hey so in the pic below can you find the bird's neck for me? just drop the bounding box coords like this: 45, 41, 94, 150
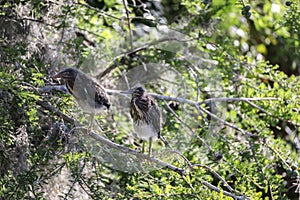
132, 96, 151, 110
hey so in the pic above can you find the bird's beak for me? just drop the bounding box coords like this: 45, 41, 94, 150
120, 88, 134, 94
52, 73, 62, 79
52, 71, 69, 79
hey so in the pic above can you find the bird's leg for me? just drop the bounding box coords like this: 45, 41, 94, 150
142, 141, 145, 153
88, 113, 95, 132
148, 137, 152, 156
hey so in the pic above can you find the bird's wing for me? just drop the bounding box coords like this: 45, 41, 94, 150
148, 98, 162, 133
71, 73, 110, 111
71, 73, 90, 103
94, 83, 110, 109
148, 98, 169, 146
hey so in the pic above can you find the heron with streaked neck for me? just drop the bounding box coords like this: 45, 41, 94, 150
121, 86, 168, 155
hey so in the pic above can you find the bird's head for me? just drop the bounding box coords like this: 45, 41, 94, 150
52, 68, 78, 82
121, 86, 146, 98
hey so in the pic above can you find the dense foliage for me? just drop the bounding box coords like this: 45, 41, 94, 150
0, 0, 299, 199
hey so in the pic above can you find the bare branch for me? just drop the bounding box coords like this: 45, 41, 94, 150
39, 85, 69, 94
244, 99, 300, 127
196, 104, 259, 138
37, 100, 74, 123
193, 164, 235, 193
149, 92, 260, 137
202, 180, 249, 200
76, 2, 121, 21
85, 128, 186, 176
202, 97, 278, 104
21, 17, 105, 40
263, 140, 292, 171
96, 37, 195, 79
63, 161, 87, 199
122, 0, 133, 50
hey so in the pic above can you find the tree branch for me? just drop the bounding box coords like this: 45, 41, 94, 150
122, 0, 133, 50
202, 180, 249, 200
96, 37, 194, 79
37, 100, 74, 123
76, 2, 121, 21
193, 164, 235, 193
244, 99, 300, 127
86, 128, 185, 176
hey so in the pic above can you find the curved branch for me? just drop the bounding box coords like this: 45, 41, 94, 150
193, 164, 235, 193
96, 37, 195, 79
202, 180, 249, 200
82, 128, 186, 176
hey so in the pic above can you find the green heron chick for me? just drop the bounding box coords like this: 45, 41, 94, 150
121, 87, 168, 155
52, 68, 110, 128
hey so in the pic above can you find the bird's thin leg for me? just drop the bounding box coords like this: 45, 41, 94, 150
95, 119, 104, 132
142, 141, 145, 153
148, 137, 152, 156
88, 113, 95, 131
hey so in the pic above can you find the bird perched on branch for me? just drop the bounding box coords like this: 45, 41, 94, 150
121, 86, 168, 155
52, 67, 110, 128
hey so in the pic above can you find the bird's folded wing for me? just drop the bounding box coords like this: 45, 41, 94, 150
148, 101, 162, 133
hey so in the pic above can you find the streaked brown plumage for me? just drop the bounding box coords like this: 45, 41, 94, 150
122, 87, 168, 155
52, 68, 110, 127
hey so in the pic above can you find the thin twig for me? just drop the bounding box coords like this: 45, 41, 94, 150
244, 99, 300, 127
37, 100, 74, 123
96, 37, 195, 79
78, 175, 95, 198
193, 164, 235, 193
35, 163, 65, 184
201, 97, 278, 104
21, 17, 105, 40
263, 140, 292, 171
164, 149, 193, 168
223, 159, 266, 190
122, 0, 133, 50
197, 105, 259, 138
248, 139, 274, 200
182, 175, 196, 192
76, 2, 121, 21
162, 99, 213, 152
202, 180, 248, 200
63, 161, 87, 200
